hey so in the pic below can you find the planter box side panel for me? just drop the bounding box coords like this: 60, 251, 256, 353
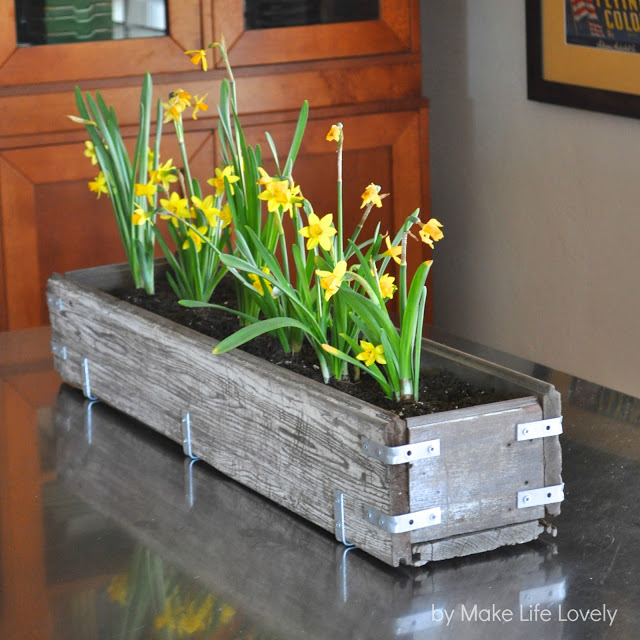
406, 398, 547, 545
47, 273, 413, 566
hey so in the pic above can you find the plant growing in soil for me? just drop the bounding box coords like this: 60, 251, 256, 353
70, 39, 444, 404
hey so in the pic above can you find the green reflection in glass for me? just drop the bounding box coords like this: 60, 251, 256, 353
245, 0, 379, 30
14, 0, 168, 46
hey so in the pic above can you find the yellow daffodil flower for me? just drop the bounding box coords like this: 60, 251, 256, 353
88, 171, 108, 198
207, 165, 241, 197
326, 124, 341, 142
381, 235, 402, 264
218, 203, 232, 228
147, 148, 155, 172
172, 88, 192, 105
379, 273, 396, 300
361, 183, 382, 209
249, 267, 274, 297
159, 192, 189, 226
134, 181, 157, 206
256, 166, 273, 185
419, 218, 444, 248
192, 94, 209, 119
191, 195, 220, 226
150, 158, 178, 191
258, 179, 291, 214
132, 203, 154, 226
83, 140, 97, 165
185, 48, 208, 71
315, 260, 347, 301
356, 340, 386, 367
161, 95, 187, 124
182, 225, 208, 252
299, 213, 337, 252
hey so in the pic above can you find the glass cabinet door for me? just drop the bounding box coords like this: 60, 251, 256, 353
2, 0, 200, 85
214, 0, 417, 68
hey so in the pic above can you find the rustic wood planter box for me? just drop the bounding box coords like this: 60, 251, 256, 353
47, 262, 563, 568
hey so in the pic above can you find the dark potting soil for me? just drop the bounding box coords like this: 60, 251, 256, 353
115, 277, 515, 418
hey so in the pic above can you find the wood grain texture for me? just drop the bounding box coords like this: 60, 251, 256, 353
214, 0, 419, 67
48, 271, 411, 566
411, 521, 545, 565
406, 398, 545, 543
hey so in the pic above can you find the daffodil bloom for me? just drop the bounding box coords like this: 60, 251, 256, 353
88, 171, 108, 198
83, 140, 98, 165
299, 213, 337, 251
381, 235, 402, 264
132, 203, 153, 226
134, 181, 157, 206
326, 124, 341, 142
218, 203, 232, 228
150, 158, 178, 191
192, 94, 209, 119
191, 195, 220, 226
161, 95, 187, 124
256, 166, 273, 185
258, 179, 291, 214
207, 165, 241, 197
159, 192, 189, 226
248, 267, 274, 297
182, 225, 208, 252
379, 273, 396, 300
185, 48, 208, 70
361, 183, 382, 209
172, 88, 192, 105
356, 340, 386, 367
419, 218, 444, 248
315, 260, 347, 301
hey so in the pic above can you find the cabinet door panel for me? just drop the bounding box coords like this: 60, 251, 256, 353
0, 130, 214, 329
0, 0, 202, 86
213, 0, 418, 66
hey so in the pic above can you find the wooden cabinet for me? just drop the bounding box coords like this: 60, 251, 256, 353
0, 0, 429, 329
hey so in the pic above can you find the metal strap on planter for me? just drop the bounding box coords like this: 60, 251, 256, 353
51, 343, 67, 360
361, 437, 440, 465
81, 357, 98, 401
333, 490, 354, 546
516, 416, 563, 441
365, 505, 442, 534
517, 484, 565, 508
181, 411, 199, 460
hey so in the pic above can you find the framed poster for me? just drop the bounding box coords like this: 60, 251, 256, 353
526, 0, 640, 118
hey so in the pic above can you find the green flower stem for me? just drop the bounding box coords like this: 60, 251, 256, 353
336, 125, 344, 261
174, 118, 193, 201
399, 232, 408, 321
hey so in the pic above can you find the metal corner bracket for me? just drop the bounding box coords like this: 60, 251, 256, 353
518, 484, 565, 508
365, 505, 442, 534
516, 416, 563, 441
360, 437, 440, 465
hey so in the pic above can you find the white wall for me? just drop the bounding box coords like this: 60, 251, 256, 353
420, 0, 640, 397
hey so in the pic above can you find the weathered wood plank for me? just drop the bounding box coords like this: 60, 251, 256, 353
411, 520, 544, 565
406, 398, 546, 544
48, 272, 411, 566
